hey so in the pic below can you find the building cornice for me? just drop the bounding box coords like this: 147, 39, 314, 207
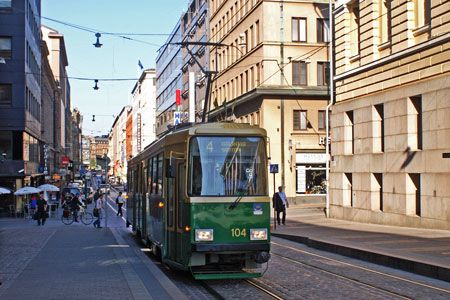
208, 86, 329, 118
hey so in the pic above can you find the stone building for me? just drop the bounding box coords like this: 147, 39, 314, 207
330, 0, 450, 229
131, 69, 157, 156
208, 0, 330, 201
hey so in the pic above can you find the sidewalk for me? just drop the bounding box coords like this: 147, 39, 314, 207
271, 206, 450, 282
0, 210, 188, 299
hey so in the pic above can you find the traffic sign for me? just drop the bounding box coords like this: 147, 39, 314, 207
270, 164, 279, 174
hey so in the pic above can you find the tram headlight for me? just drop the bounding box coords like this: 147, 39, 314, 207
195, 229, 214, 242
250, 228, 268, 241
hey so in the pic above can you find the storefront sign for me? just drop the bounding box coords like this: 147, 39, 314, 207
296, 153, 327, 164
62, 156, 69, 165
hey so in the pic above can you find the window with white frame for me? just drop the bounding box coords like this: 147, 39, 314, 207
292, 17, 307, 42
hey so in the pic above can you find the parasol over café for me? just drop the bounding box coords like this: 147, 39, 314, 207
14, 186, 41, 195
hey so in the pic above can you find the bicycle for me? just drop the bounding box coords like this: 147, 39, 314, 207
61, 206, 94, 225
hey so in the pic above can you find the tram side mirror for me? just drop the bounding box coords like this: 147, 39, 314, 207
165, 158, 177, 178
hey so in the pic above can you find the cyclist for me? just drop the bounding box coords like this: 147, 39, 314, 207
62, 192, 72, 209
70, 193, 84, 222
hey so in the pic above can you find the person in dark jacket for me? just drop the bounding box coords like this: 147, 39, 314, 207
70, 193, 84, 222
35, 192, 47, 226
272, 186, 289, 225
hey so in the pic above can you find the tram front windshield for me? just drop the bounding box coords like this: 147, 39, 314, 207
188, 136, 267, 196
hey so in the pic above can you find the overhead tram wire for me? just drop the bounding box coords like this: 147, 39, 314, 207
0, 4, 174, 48
25, 72, 138, 82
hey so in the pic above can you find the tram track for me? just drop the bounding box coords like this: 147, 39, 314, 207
272, 252, 411, 300
244, 279, 289, 300
271, 240, 450, 299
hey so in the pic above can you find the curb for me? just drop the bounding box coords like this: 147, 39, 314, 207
271, 232, 450, 283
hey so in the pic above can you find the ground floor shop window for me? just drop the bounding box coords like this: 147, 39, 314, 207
296, 164, 326, 194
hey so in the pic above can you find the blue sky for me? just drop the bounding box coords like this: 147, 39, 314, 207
41, 0, 187, 135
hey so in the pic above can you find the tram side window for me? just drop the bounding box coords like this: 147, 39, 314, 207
133, 169, 138, 194
152, 155, 158, 194
157, 154, 163, 195
148, 158, 154, 194
143, 167, 148, 194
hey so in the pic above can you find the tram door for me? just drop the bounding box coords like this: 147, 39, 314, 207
175, 163, 185, 262
165, 162, 185, 264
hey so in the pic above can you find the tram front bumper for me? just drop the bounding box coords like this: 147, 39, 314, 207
192, 242, 270, 252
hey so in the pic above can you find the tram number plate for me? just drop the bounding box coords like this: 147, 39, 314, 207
231, 228, 246, 238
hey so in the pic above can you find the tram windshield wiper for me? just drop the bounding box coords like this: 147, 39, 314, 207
228, 180, 251, 210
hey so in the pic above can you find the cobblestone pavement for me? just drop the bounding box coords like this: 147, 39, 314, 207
250, 237, 450, 300
0, 223, 57, 295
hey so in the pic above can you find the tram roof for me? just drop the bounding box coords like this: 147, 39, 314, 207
130, 122, 267, 164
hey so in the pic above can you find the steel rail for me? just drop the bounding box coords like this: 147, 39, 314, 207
244, 279, 289, 300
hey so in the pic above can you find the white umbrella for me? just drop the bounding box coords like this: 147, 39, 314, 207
0, 187, 12, 195
38, 184, 60, 192
14, 186, 41, 195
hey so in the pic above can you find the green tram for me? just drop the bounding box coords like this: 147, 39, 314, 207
126, 122, 271, 279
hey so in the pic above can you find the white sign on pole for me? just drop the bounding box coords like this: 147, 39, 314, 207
174, 112, 181, 125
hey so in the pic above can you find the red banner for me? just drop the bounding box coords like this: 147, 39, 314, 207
176, 89, 181, 105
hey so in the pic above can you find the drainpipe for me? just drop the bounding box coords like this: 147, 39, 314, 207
325, 0, 334, 218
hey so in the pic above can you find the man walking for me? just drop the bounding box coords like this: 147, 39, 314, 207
116, 192, 125, 217
93, 193, 104, 228
35, 192, 47, 226
273, 186, 289, 225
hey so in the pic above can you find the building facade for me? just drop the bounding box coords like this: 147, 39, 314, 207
90, 136, 109, 162
131, 69, 157, 156
109, 106, 129, 184
71, 108, 82, 178
155, 20, 182, 137
0, 0, 43, 212
330, 0, 450, 229
208, 0, 330, 201
41, 25, 71, 183
180, 0, 209, 122
40, 40, 62, 182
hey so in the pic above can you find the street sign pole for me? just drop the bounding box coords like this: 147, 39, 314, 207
270, 164, 279, 231
273, 172, 276, 231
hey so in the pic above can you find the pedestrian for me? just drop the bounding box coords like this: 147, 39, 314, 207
77, 192, 85, 207
272, 186, 289, 225
35, 192, 47, 226
93, 193, 104, 228
71, 193, 84, 222
116, 192, 125, 217
93, 189, 100, 201
30, 195, 37, 218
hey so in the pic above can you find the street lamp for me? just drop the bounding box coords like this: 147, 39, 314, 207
93, 33, 103, 48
